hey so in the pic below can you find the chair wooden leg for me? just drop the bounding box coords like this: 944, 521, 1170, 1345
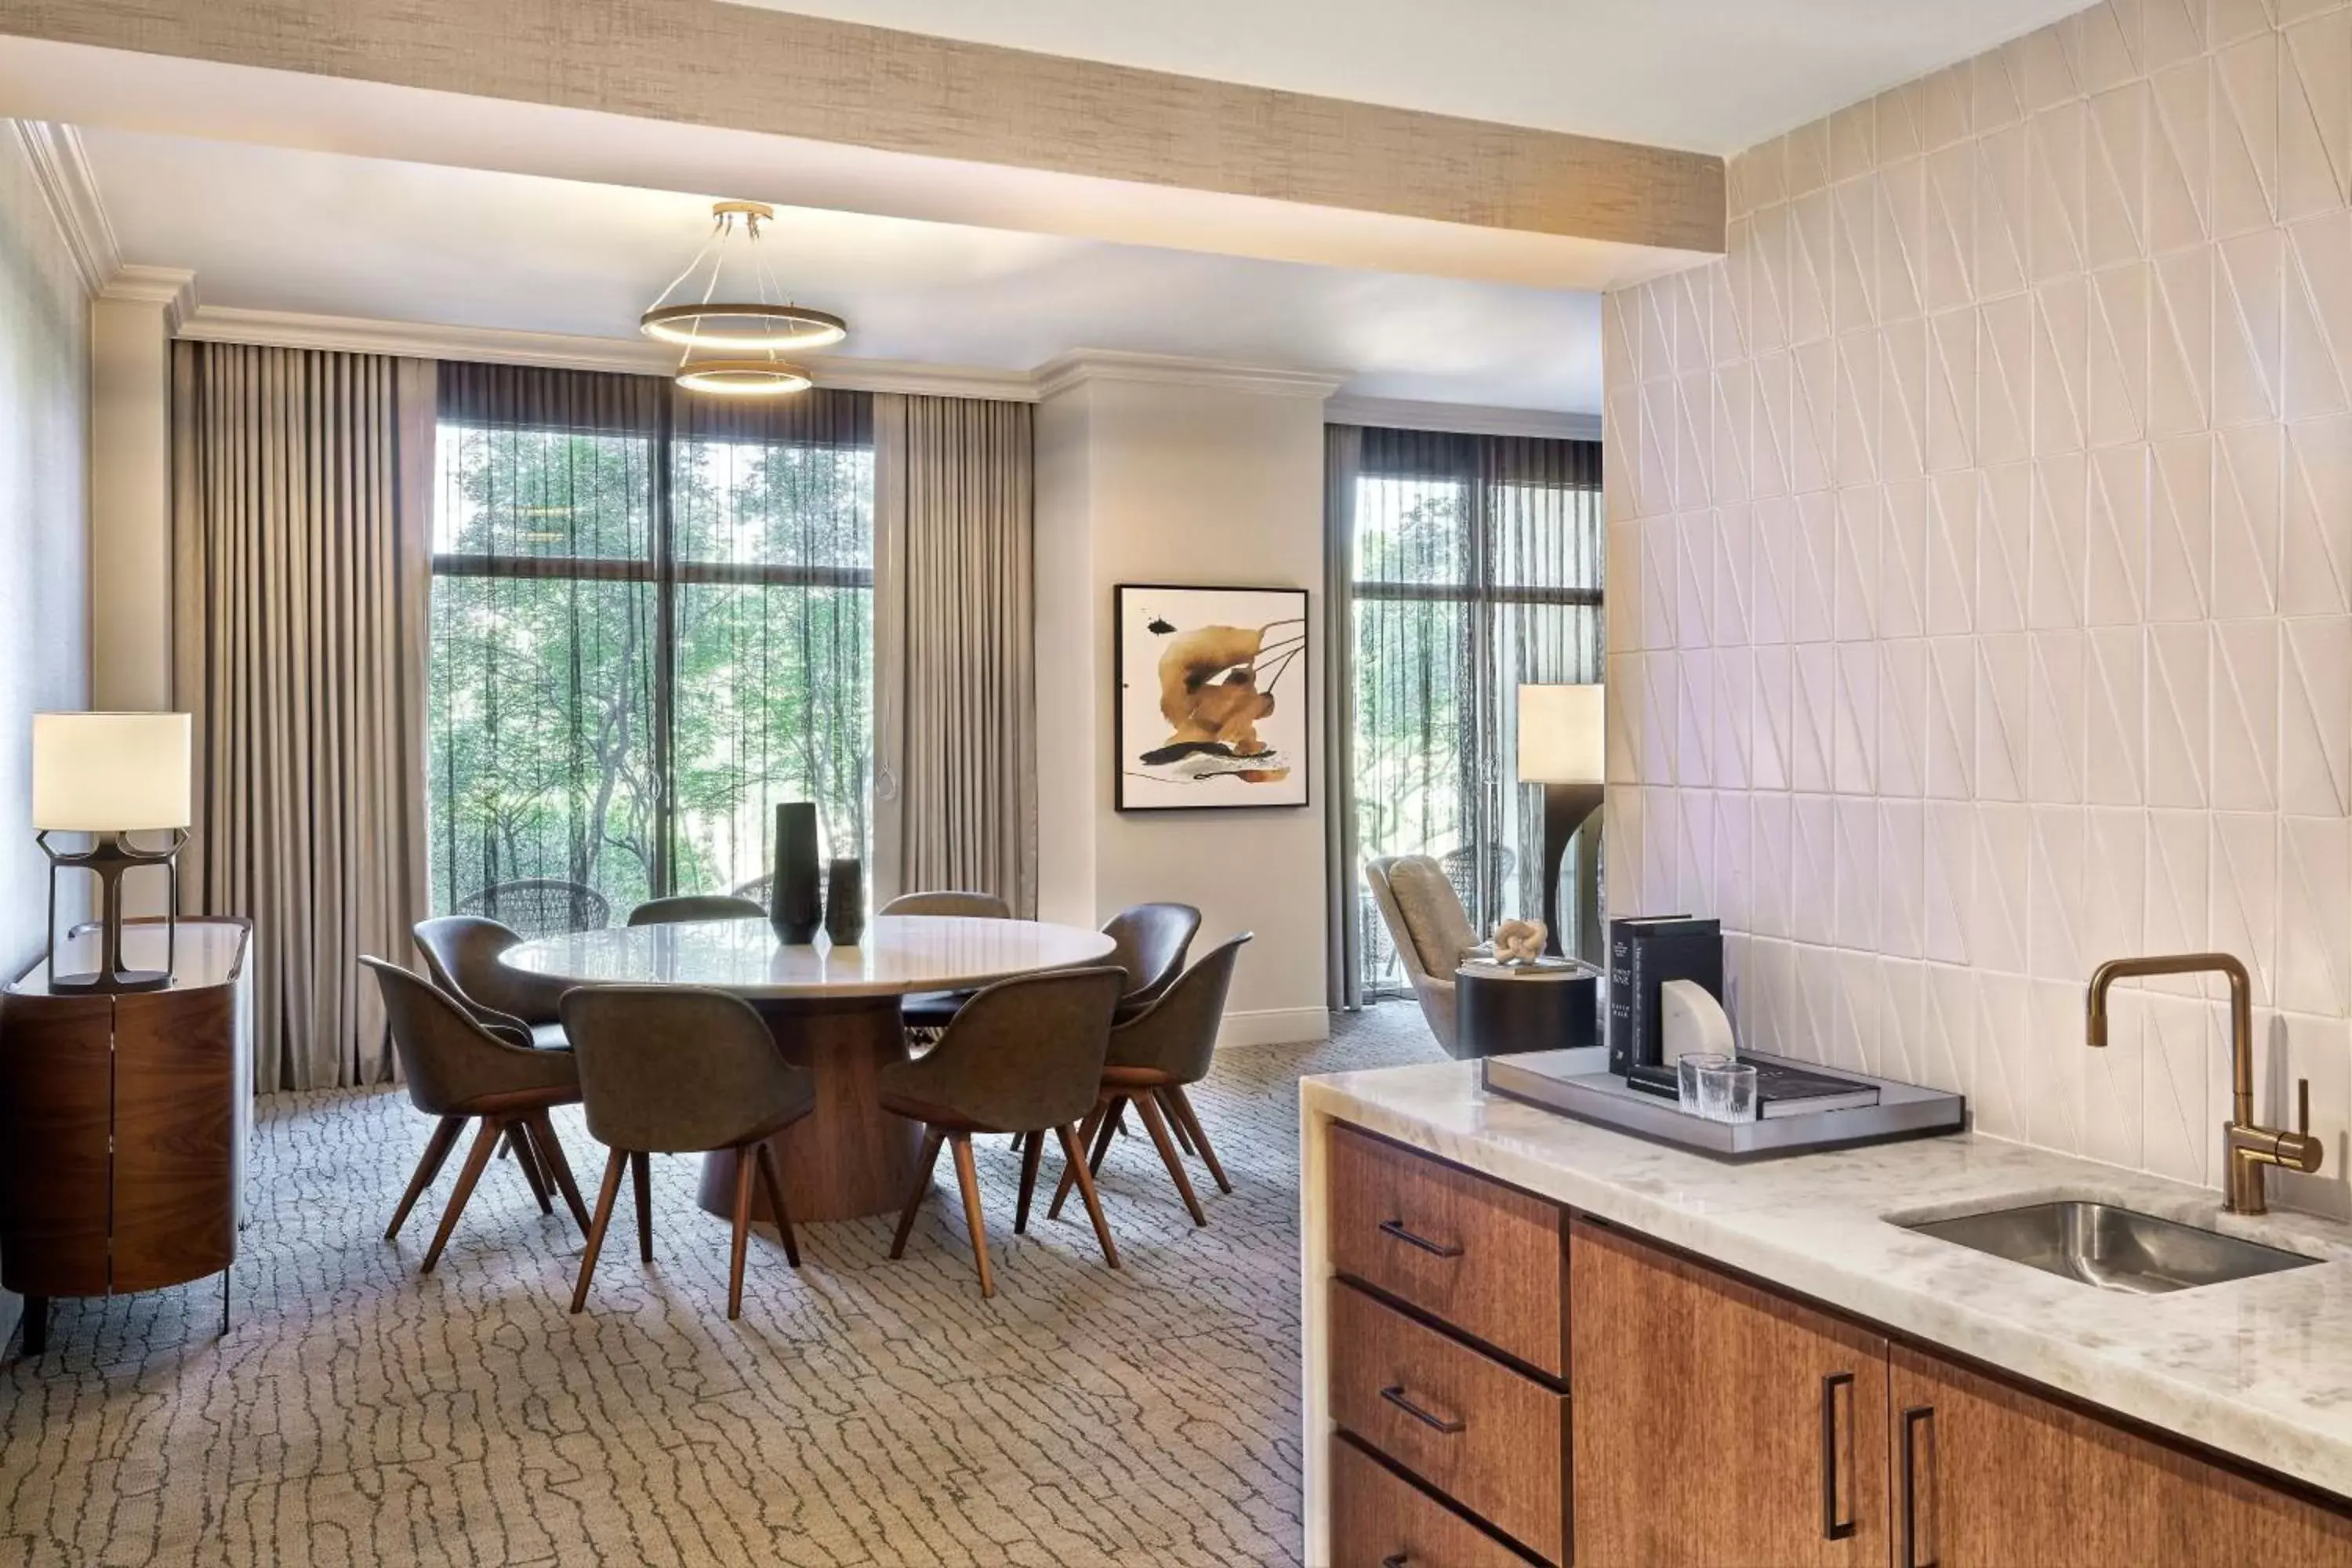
948, 1133, 995, 1299
727, 1148, 755, 1320
753, 1142, 799, 1268
1047, 1098, 1109, 1221
420, 1117, 503, 1274
525, 1112, 593, 1232
570, 1149, 627, 1315
890, 1129, 946, 1259
506, 1123, 554, 1214
1165, 1085, 1232, 1194
386, 1115, 464, 1242
1159, 1089, 1198, 1156
1134, 1091, 1208, 1228
1013, 1127, 1046, 1234
1054, 1123, 1121, 1272
630, 1150, 654, 1265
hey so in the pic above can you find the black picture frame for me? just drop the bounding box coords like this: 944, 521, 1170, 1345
1114, 582, 1311, 812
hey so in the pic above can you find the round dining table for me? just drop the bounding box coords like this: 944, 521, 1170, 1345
502, 915, 1116, 1221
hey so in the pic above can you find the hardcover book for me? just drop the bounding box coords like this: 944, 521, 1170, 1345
1607, 915, 1721, 1076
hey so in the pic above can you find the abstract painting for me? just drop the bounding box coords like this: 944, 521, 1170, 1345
1116, 583, 1309, 811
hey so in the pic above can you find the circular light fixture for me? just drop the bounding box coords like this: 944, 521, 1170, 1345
643, 200, 846, 396
674, 360, 815, 396
640, 303, 846, 353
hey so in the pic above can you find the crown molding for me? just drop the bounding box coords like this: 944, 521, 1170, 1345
172, 306, 1046, 399
100, 265, 199, 333
1032, 349, 1347, 402
1324, 394, 1601, 441
11, 119, 118, 297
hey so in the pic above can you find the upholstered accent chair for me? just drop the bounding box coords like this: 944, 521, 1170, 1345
878, 966, 1127, 1298
558, 985, 817, 1320
1364, 855, 1482, 1054
1048, 933, 1251, 1229
362, 957, 592, 1274
626, 894, 768, 926
1100, 902, 1203, 1019
412, 915, 573, 1051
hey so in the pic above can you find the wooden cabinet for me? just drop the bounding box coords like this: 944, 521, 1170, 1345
1328, 1123, 1566, 1377
1316, 1127, 2352, 1566
1570, 1217, 1889, 1567
0, 919, 252, 1354
1888, 1342, 2352, 1566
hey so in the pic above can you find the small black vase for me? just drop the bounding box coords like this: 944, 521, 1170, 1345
770, 802, 822, 943
824, 858, 865, 946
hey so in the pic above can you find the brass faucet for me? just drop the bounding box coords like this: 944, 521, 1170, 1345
2085, 953, 2322, 1214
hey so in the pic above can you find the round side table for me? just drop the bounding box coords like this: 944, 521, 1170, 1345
1453, 960, 1601, 1061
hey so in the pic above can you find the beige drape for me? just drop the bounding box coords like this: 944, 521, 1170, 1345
172, 342, 434, 1091
873, 394, 1037, 914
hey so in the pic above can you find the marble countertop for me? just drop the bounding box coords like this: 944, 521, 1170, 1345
503, 915, 1115, 998
1303, 1058, 2352, 1500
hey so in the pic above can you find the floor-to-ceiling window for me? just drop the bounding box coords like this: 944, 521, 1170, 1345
426, 363, 873, 930
1348, 426, 1603, 994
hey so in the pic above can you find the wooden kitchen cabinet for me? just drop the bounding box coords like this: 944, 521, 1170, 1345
1569, 1217, 1889, 1568
1887, 1342, 2352, 1566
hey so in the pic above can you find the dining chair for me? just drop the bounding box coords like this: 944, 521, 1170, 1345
557, 985, 817, 1320
890, 890, 1014, 1034
413, 915, 573, 1051
361, 957, 593, 1274
1006, 902, 1202, 1159
1048, 933, 1252, 1229
627, 894, 768, 926
880, 891, 1012, 919
878, 966, 1127, 1298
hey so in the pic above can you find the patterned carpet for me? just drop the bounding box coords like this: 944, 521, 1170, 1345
0, 1004, 1441, 1567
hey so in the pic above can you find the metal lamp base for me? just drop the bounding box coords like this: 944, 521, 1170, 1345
38, 829, 187, 995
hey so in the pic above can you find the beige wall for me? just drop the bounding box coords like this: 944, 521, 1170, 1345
0, 121, 93, 1332
1605, 0, 2352, 1213
1035, 368, 1332, 1044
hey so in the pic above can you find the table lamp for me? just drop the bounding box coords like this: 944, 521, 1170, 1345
1518, 684, 1604, 964
31, 712, 193, 993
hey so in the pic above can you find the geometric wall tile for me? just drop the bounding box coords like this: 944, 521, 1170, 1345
1792, 642, 1838, 793
2281, 614, 2352, 815
2027, 628, 2086, 804
2212, 32, 2281, 241
2278, 815, 2351, 1016
2147, 621, 2212, 808
2084, 625, 2147, 805
2216, 227, 2287, 426
2283, 412, 2352, 615
2209, 809, 2279, 1004
1835, 486, 1882, 639
2085, 444, 2150, 625
1878, 637, 1928, 797
2029, 452, 2089, 628
2284, 211, 2352, 419
2150, 244, 2214, 437
1976, 122, 2033, 301
2213, 423, 2282, 617
1715, 499, 1755, 646
1926, 471, 1980, 634
1835, 641, 1880, 793
2209, 617, 2280, 811
1979, 461, 2033, 632
1791, 793, 1837, 946
2033, 274, 2091, 455
1976, 630, 2031, 801
2087, 261, 2150, 447
2028, 100, 2089, 283
1881, 478, 1929, 638
2280, 13, 2352, 223
2148, 432, 2213, 621
1980, 292, 2036, 465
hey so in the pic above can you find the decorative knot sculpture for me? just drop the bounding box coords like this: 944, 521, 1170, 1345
1491, 918, 1548, 965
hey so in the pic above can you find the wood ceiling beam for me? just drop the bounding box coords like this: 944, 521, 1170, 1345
0, 0, 1724, 256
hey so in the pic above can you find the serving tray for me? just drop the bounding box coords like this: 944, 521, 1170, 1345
1480, 1048, 1967, 1160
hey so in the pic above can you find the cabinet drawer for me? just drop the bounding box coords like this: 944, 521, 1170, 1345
1330, 1436, 1533, 1568
1329, 1279, 1569, 1566
1328, 1123, 1566, 1377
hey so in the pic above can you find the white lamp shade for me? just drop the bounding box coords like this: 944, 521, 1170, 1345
1517, 684, 1604, 784
31, 712, 193, 832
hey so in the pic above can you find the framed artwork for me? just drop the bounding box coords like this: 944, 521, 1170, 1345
1115, 583, 1310, 811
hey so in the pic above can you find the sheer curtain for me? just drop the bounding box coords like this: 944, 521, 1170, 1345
1337, 425, 1604, 1000
172, 342, 435, 1090
427, 364, 873, 929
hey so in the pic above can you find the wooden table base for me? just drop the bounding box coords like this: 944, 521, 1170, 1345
696, 993, 924, 1223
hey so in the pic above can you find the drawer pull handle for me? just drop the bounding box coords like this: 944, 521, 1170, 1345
1379, 1385, 1465, 1434
1378, 1218, 1463, 1258
1819, 1371, 1855, 1541
1900, 1403, 1936, 1568
1381, 1556, 1408, 1568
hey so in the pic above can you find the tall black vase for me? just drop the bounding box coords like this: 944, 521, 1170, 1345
824, 858, 865, 946
770, 801, 822, 943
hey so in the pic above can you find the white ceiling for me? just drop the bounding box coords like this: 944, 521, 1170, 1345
82, 128, 1604, 411
725, 0, 2093, 153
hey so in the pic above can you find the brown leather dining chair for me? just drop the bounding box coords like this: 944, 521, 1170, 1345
627, 895, 768, 926
361, 956, 593, 1273
878, 966, 1127, 1298
1007, 902, 1203, 1159
413, 915, 573, 1051
558, 985, 817, 1320
1049, 933, 1252, 1229
889, 891, 1014, 1034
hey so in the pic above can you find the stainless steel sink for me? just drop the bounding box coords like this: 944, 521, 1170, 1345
1900, 1200, 2319, 1294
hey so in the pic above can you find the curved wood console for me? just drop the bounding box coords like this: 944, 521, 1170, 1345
0, 918, 252, 1356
